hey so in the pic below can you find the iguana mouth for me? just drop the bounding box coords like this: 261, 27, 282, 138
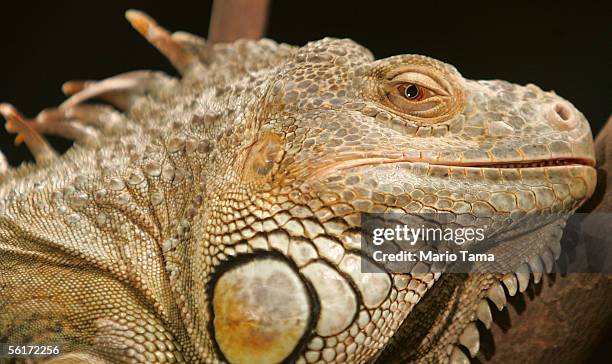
457, 157, 595, 168
315, 155, 595, 178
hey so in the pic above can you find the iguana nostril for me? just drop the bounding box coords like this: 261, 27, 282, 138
555, 104, 570, 121
546, 102, 579, 130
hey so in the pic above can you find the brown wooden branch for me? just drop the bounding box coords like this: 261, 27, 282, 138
208, 0, 270, 44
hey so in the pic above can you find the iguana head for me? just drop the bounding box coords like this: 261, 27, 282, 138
195, 37, 596, 363
0, 12, 597, 364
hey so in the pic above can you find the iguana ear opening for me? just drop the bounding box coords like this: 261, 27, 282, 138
242, 132, 285, 181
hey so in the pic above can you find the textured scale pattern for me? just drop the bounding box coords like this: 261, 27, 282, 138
0, 10, 597, 364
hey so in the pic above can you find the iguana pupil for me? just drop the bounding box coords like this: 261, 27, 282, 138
403, 84, 420, 99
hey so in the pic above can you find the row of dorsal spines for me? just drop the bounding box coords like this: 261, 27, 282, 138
0, 9, 283, 180
0, 10, 206, 178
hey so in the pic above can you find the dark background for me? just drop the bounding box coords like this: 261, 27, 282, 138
0, 1, 610, 165
0, 1, 610, 361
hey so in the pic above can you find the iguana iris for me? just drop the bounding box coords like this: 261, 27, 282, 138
0, 10, 596, 364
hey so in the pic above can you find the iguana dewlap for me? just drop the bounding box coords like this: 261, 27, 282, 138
0, 10, 596, 364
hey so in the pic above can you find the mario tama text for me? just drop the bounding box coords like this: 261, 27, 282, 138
371, 249, 494, 264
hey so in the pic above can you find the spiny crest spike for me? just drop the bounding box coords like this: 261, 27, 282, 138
125, 9, 198, 75
0, 149, 9, 176
0, 103, 58, 164
60, 71, 167, 110
62, 80, 90, 96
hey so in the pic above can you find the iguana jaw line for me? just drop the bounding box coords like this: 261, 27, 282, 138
314, 155, 595, 179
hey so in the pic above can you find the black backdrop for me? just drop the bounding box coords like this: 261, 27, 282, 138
0, 0, 610, 360
0, 1, 609, 165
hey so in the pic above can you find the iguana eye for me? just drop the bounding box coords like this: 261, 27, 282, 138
383, 77, 443, 118
380, 71, 448, 118
373, 65, 464, 124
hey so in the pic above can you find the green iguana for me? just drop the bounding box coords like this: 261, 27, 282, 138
0, 10, 597, 364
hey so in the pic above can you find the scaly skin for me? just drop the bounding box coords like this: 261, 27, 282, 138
0, 11, 597, 364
